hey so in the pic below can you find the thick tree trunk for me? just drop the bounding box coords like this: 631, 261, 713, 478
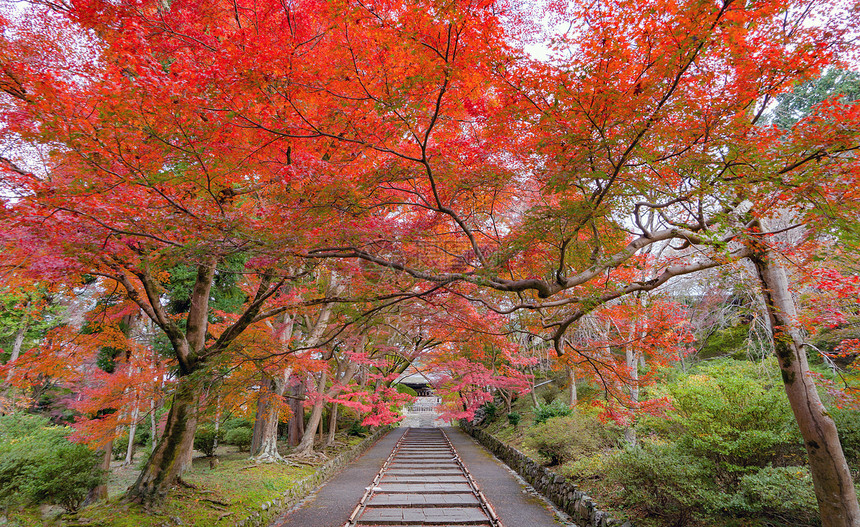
251, 375, 274, 455
253, 397, 283, 462
288, 380, 305, 447
295, 371, 328, 456
253, 368, 292, 462
125, 376, 199, 505
85, 439, 112, 504
751, 250, 860, 527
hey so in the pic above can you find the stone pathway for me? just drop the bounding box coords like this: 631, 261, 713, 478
270, 427, 565, 527
344, 428, 501, 526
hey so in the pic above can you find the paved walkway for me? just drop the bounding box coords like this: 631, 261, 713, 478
270, 426, 565, 527
347, 428, 494, 526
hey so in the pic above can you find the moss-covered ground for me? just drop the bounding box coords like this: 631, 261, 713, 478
2, 436, 365, 527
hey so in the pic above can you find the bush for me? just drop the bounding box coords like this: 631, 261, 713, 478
667, 358, 801, 480
533, 399, 573, 425
832, 407, 860, 466
607, 360, 820, 526
223, 427, 253, 452
132, 421, 150, 446
607, 441, 723, 526
221, 417, 253, 432
738, 466, 818, 524
0, 414, 105, 512
111, 424, 149, 460
112, 433, 130, 460
482, 401, 498, 423
524, 413, 601, 466
347, 421, 369, 437
194, 425, 222, 457
506, 412, 521, 426
538, 383, 561, 404
560, 452, 607, 481
22, 446, 105, 513
395, 384, 418, 397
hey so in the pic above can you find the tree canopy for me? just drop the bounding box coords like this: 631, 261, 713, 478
1, 0, 858, 522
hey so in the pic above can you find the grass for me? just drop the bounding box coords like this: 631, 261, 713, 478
2, 434, 369, 527
72, 453, 317, 527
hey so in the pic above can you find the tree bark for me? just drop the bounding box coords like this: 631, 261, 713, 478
567, 366, 577, 407
6, 310, 28, 375
751, 250, 860, 527
251, 375, 274, 455
212, 395, 221, 452
253, 367, 292, 462
4, 302, 30, 396
123, 259, 218, 505
288, 380, 305, 447
149, 393, 158, 453
125, 376, 199, 504
123, 388, 141, 466
326, 401, 339, 447
623, 323, 639, 447
295, 370, 328, 455
85, 439, 112, 504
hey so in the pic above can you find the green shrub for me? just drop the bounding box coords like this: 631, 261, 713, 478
506, 412, 521, 426
221, 417, 253, 432
667, 358, 801, 480
347, 421, 369, 437
538, 383, 561, 404
132, 421, 150, 446
479, 401, 498, 424
607, 441, 723, 526
832, 407, 860, 466
194, 425, 222, 457
223, 427, 253, 452
22, 446, 105, 513
0, 414, 105, 512
738, 465, 818, 524
607, 360, 819, 525
524, 413, 601, 466
112, 433, 130, 460
395, 384, 418, 397
698, 323, 749, 359
110, 424, 151, 459
533, 399, 572, 425
560, 452, 607, 481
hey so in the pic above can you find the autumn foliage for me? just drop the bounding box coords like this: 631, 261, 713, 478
0, 0, 859, 521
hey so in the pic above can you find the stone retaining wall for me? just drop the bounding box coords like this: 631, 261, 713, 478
237, 426, 392, 527
460, 421, 631, 527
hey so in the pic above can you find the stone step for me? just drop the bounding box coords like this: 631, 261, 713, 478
356, 506, 491, 525
375, 483, 474, 494
390, 456, 455, 459
381, 476, 470, 484
385, 469, 464, 476
366, 493, 481, 508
